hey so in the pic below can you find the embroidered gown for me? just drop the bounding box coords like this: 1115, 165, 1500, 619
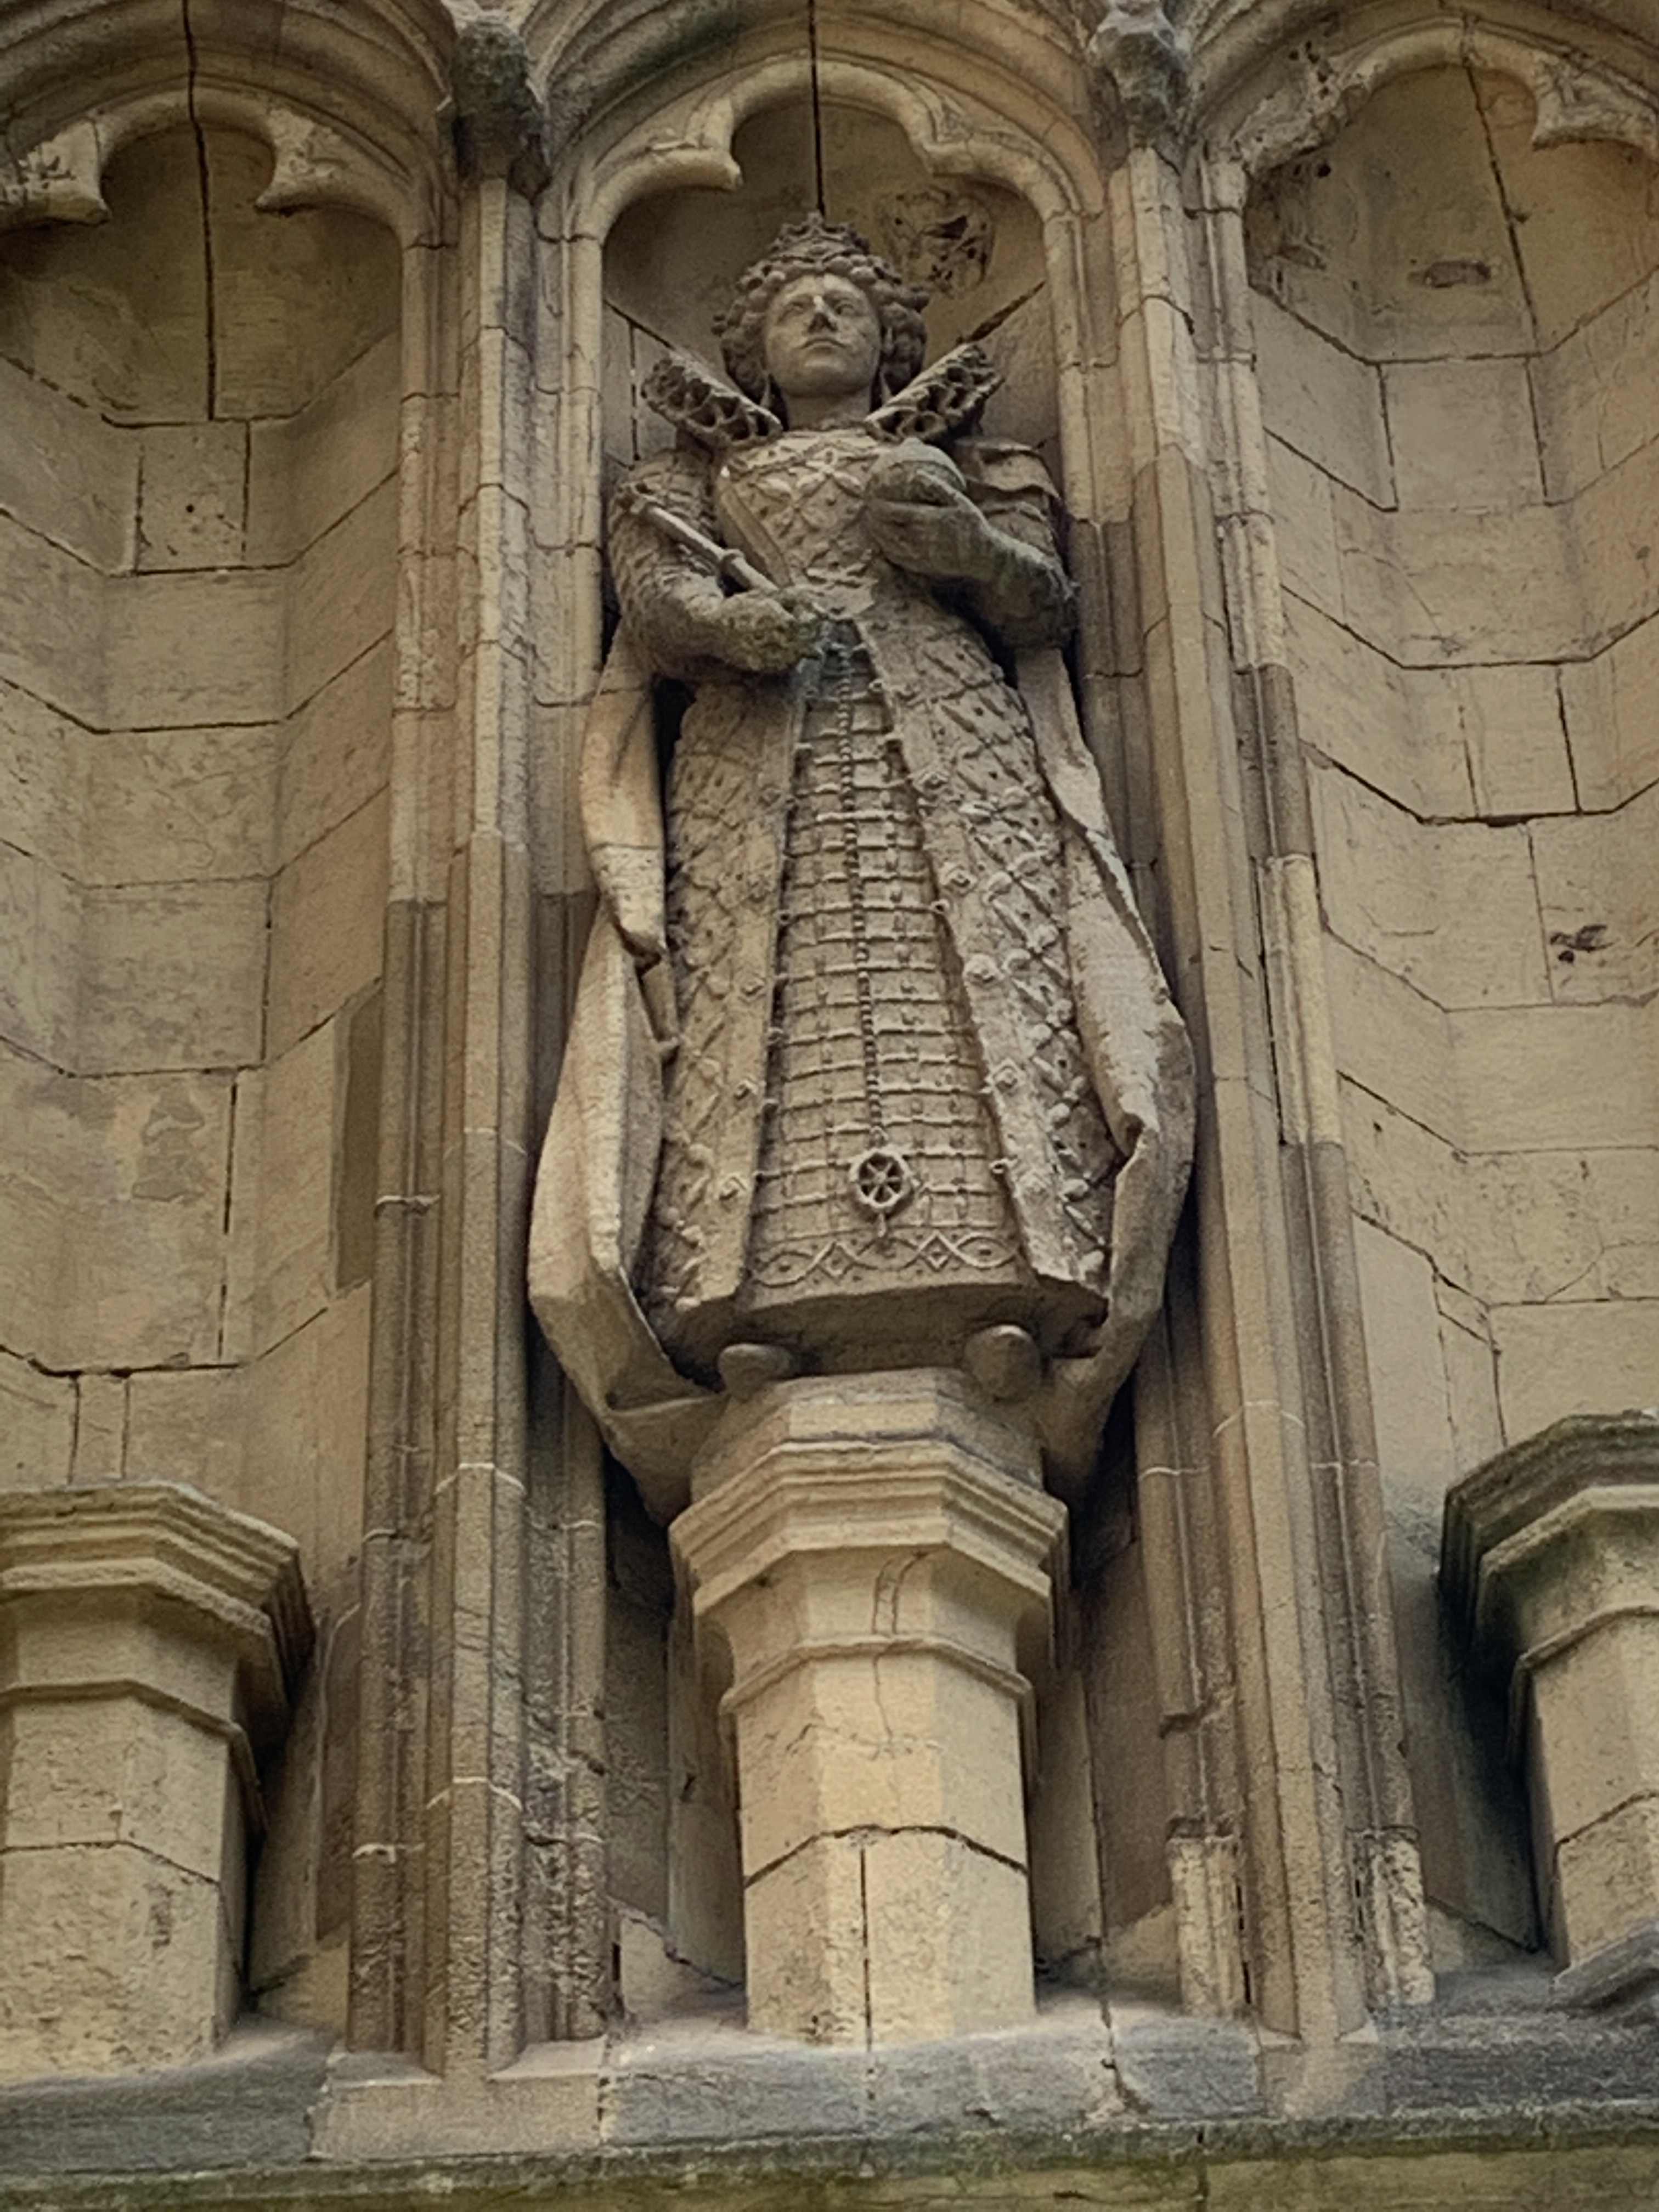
610, 419, 1122, 1384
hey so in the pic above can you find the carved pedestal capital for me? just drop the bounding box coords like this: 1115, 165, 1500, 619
673, 1371, 1065, 2045
1087, 1, 1192, 151
1443, 1413, 1659, 2010
449, 19, 550, 197
0, 1483, 311, 2078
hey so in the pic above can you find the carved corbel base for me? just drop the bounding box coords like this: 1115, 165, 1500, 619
673, 1370, 1065, 2046
1443, 1413, 1659, 2011
0, 1483, 311, 2078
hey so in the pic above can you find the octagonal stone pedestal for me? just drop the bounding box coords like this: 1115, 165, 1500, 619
0, 1483, 312, 2078
1442, 1412, 1659, 2011
673, 1369, 1065, 2046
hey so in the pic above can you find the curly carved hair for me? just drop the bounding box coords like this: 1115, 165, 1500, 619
714, 214, 930, 407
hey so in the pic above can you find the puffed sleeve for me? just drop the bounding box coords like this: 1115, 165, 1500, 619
953, 436, 1076, 650
606, 445, 731, 680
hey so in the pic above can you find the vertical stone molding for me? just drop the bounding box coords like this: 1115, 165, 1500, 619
1443, 1414, 1659, 2008
0, 1483, 312, 2078
673, 1372, 1065, 2046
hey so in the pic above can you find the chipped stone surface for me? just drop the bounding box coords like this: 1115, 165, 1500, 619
267, 795, 388, 1058
1353, 1217, 1456, 1505
0, 351, 136, 572
1536, 269, 1659, 501
1255, 291, 1391, 506
0, 1347, 75, 1488
1533, 777, 1659, 1005
1491, 1301, 1659, 1441
0, 126, 210, 422
285, 478, 398, 712
78, 724, 278, 886
137, 422, 248, 572
1484, 86, 1659, 352
1561, 613, 1659, 809
0, 1044, 231, 1372
1311, 762, 1550, 1011
1342, 1079, 1659, 1310
246, 332, 400, 567
76, 878, 268, 1075
1384, 358, 1543, 512
223, 1023, 338, 1363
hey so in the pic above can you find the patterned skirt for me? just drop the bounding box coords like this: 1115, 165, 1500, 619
644, 626, 1116, 1379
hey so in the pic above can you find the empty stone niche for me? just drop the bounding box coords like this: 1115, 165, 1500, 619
0, 119, 401, 2042
1247, 63, 1659, 1979
590, 94, 1181, 2022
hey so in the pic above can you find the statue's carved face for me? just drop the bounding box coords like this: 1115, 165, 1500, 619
761, 273, 884, 407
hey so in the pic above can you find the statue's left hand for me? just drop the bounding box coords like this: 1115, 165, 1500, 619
592, 842, 667, 968
864, 475, 1000, 585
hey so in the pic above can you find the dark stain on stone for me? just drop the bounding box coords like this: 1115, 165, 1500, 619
1417, 259, 1493, 287
1550, 923, 1609, 966
132, 1085, 210, 1203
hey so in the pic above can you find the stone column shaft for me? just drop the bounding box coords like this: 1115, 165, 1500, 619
673, 1372, 1064, 2046
0, 1484, 311, 2078
1444, 1414, 1659, 2008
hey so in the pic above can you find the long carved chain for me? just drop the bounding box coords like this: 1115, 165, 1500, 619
822, 630, 915, 1228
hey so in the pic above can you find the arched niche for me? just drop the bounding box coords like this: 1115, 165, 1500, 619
556, 76, 1195, 2018
0, 112, 403, 2034
1243, 56, 1659, 1974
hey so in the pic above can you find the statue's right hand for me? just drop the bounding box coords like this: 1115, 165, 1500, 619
712, 588, 823, 672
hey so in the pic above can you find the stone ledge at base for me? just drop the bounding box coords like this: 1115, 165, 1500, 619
8, 2041, 1659, 2211
311, 1990, 1136, 2160
0, 2020, 332, 2177
12, 1980, 1659, 2192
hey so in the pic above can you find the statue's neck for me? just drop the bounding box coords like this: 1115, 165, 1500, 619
777, 388, 874, 431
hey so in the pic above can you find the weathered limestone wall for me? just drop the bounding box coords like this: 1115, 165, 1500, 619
1249, 63, 1659, 1965
0, 0, 1655, 2165
0, 117, 400, 2029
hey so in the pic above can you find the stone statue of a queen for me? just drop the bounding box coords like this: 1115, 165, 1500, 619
531, 215, 1193, 1519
